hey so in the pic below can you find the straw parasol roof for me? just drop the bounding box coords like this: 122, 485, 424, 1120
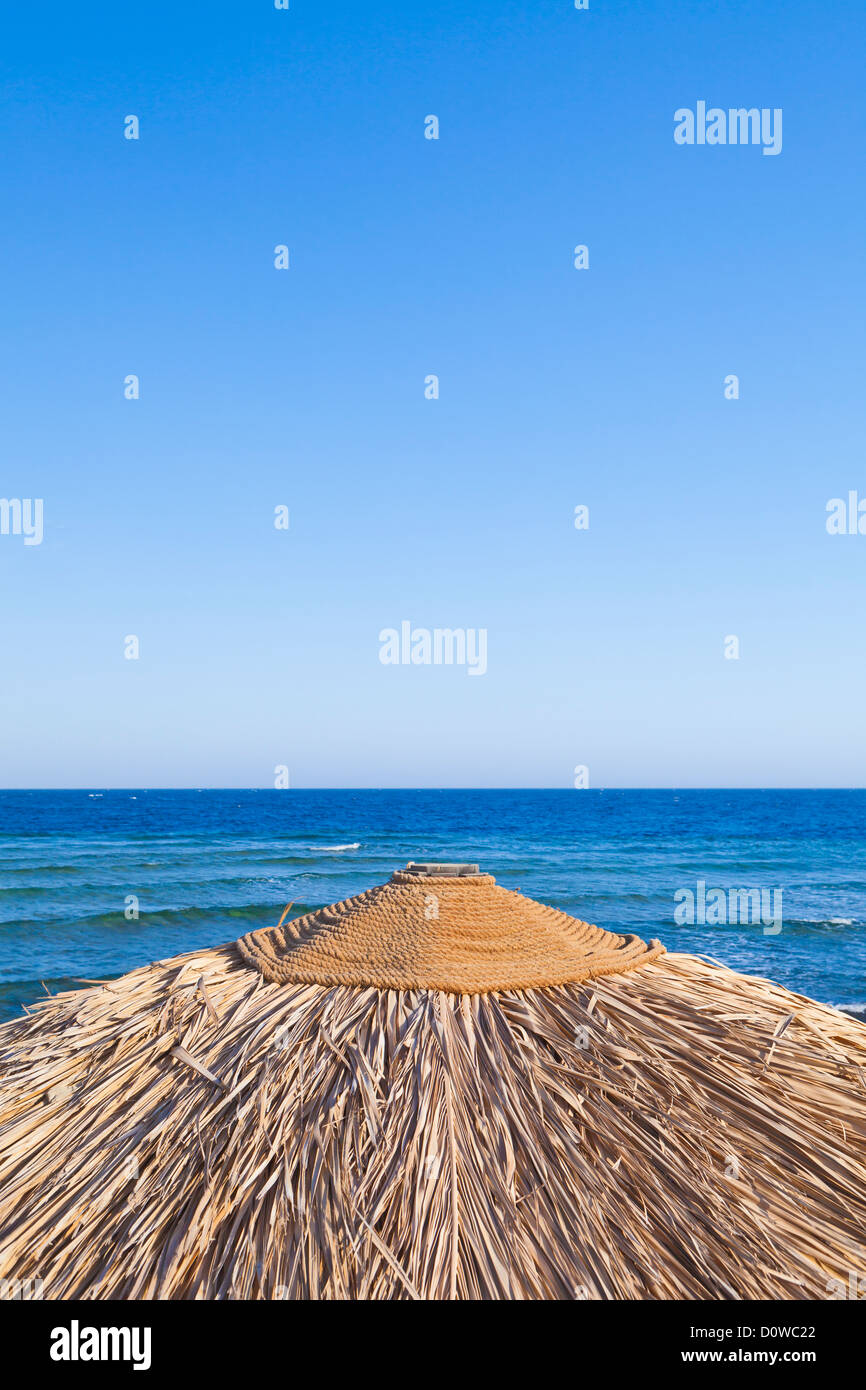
1, 862, 865, 1300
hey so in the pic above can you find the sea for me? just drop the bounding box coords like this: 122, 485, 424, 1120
0, 789, 864, 1023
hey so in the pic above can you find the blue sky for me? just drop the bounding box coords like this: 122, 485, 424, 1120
1, 0, 864, 788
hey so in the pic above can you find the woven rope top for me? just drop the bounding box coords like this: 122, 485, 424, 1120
237, 869, 665, 994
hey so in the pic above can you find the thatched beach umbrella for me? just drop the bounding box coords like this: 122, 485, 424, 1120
1, 862, 865, 1300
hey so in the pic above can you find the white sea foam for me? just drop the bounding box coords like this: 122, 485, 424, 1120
320, 843, 361, 852
835, 1002, 866, 1020
793, 917, 855, 926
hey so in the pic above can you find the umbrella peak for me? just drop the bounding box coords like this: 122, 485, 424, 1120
399, 862, 481, 877
237, 867, 664, 994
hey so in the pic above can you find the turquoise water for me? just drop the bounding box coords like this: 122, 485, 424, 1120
1, 789, 864, 1021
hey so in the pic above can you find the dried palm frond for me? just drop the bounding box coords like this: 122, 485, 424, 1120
0, 866, 865, 1300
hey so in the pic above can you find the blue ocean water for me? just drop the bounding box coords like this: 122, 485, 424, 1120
0, 790, 864, 1022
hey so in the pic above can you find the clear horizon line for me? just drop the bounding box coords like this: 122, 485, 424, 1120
1, 787, 864, 794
